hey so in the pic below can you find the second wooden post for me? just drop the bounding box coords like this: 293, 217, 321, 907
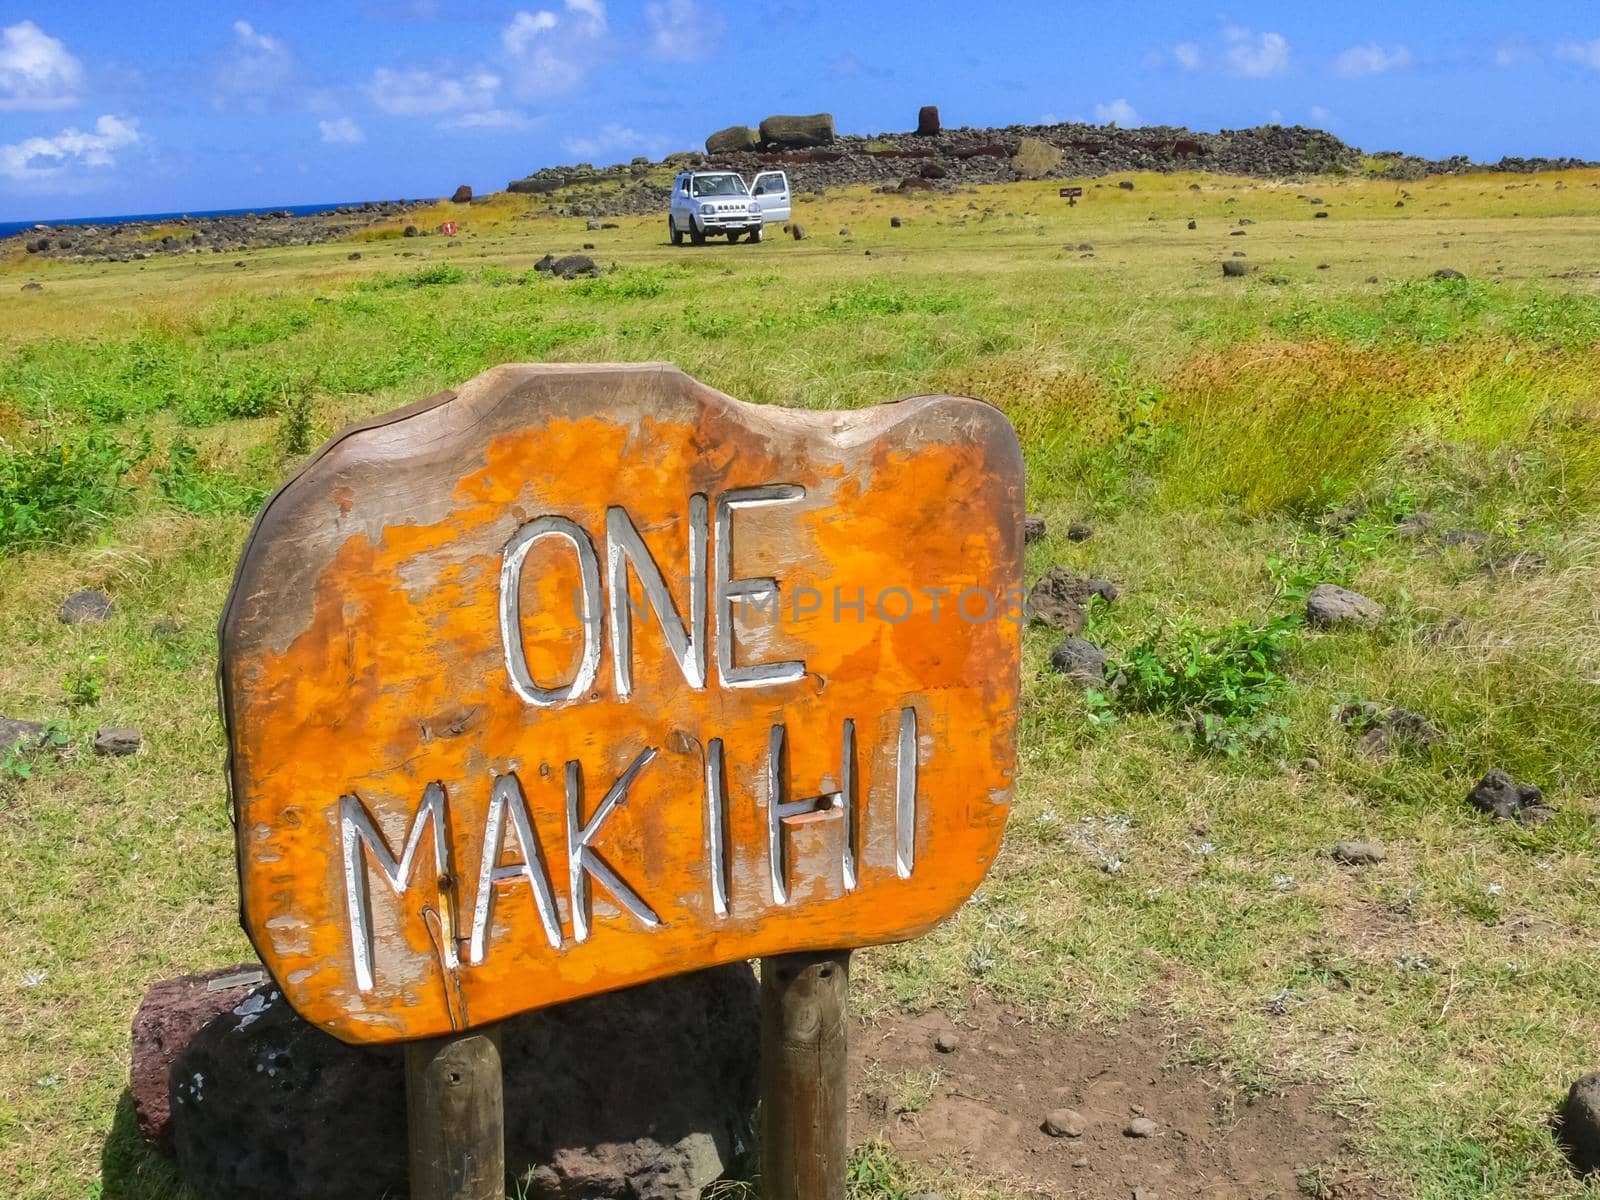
760, 950, 851, 1200
404, 1026, 506, 1200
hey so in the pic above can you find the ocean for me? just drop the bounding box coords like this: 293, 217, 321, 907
0, 201, 365, 240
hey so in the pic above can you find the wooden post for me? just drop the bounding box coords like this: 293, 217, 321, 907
760, 950, 851, 1200
404, 1026, 506, 1200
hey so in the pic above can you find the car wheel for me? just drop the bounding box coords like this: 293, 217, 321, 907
748, 225, 764, 244
726, 230, 739, 243
669, 217, 683, 246
689, 219, 707, 246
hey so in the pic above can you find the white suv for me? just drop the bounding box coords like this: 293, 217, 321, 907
668, 170, 790, 245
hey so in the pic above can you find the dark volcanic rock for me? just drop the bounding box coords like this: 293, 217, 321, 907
168, 965, 758, 1200
790, 223, 806, 240
1332, 840, 1386, 866
1221, 260, 1248, 277
131, 964, 267, 1150
1306, 583, 1383, 628
1049, 638, 1108, 685
94, 727, 142, 756
1, 716, 48, 750
1027, 567, 1117, 632
759, 113, 835, 149
706, 124, 760, 154
1466, 768, 1547, 824
550, 254, 598, 279
451, 184, 473, 203
59, 589, 114, 624
1562, 1072, 1600, 1176
1023, 514, 1046, 543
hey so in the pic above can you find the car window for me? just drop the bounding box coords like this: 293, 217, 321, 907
754, 173, 787, 196
692, 174, 747, 197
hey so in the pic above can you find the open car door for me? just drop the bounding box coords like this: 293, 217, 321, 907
750, 171, 791, 223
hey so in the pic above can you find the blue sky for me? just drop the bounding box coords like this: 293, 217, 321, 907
1, 1, 1597, 221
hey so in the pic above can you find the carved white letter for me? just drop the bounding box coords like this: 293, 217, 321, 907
500, 515, 603, 707
469, 773, 563, 964
714, 485, 806, 688
606, 496, 708, 698
340, 785, 456, 993
566, 748, 661, 942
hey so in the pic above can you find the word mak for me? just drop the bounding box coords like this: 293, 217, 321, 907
221, 364, 1024, 1043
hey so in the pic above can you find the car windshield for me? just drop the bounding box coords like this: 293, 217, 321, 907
691, 174, 747, 197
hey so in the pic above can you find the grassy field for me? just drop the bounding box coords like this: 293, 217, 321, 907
2, 166, 1600, 1200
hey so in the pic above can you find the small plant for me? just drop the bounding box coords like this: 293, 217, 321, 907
1107, 614, 1299, 757
64, 654, 106, 707
156, 438, 271, 516
0, 432, 142, 553
277, 386, 315, 460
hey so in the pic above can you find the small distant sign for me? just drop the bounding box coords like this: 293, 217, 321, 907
1059, 187, 1084, 206
439, 220, 458, 236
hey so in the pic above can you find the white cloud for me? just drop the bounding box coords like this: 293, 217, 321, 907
561, 122, 670, 160
1173, 41, 1201, 71
1335, 42, 1412, 77
319, 116, 365, 143
1267, 108, 1284, 124
646, 0, 724, 62
1224, 27, 1289, 78
1093, 98, 1141, 126
439, 108, 534, 130
1555, 40, 1600, 70
1494, 43, 1539, 68
369, 66, 501, 115
502, 0, 609, 96
1310, 104, 1334, 125
214, 19, 294, 109
1, 113, 139, 182
0, 20, 84, 111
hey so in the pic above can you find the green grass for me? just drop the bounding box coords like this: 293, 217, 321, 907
2, 167, 1600, 1200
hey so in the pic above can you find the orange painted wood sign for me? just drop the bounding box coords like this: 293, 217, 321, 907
220, 364, 1023, 1044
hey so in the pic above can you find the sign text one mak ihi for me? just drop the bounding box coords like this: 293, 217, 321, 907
221, 364, 1024, 1043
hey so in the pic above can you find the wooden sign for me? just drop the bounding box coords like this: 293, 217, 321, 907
221, 364, 1023, 1044
1059, 186, 1084, 206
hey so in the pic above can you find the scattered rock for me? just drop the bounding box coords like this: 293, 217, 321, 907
1343, 704, 1442, 756
916, 105, 941, 137
168, 964, 758, 1200
346, 251, 362, 261
152, 619, 183, 638
1134, 1188, 1159, 1200
450, 185, 472, 204
1066, 522, 1093, 542
131, 964, 267, 1150
1366, 274, 1380, 283
1313, 210, 1329, 218
934, 1032, 961, 1054
1186, 219, 1196, 229
1561, 1071, 1600, 1176
890, 215, 903, 228
1433, 268, 1465, 279
402, 225, 419, 237
21, 281, 43, 292
1332, 841, 1386, 866
1306, 583, 1383, 629
1118, 180, 1135, 190
705, 124, 760, 154
1023, 514, 1047, 543
790, 223, 806, 240
838, 227, 851, 236
1467, 768, 1548, 825
1049, 638, 1108, 686
759, 113, 836, 149
1221, 260, 1248, 277
549, 254, 599, 279
0, 716, 49, 751
1481, 549, 1548, 577
586, 218, 604, 230
1395, 510, 1439, 539
1043, 1108, 1087, 1138
95, 727, 142, 757
1125, 1117, 1158, 1138
1012, 136, 1064, 180
1027, 567, 1118, 633
1439, 529, 1489, 549
59, 589, 114, 624
1298, 757, 1321, 773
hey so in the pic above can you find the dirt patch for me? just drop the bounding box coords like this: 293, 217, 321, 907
851, 999, 1386, 1198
